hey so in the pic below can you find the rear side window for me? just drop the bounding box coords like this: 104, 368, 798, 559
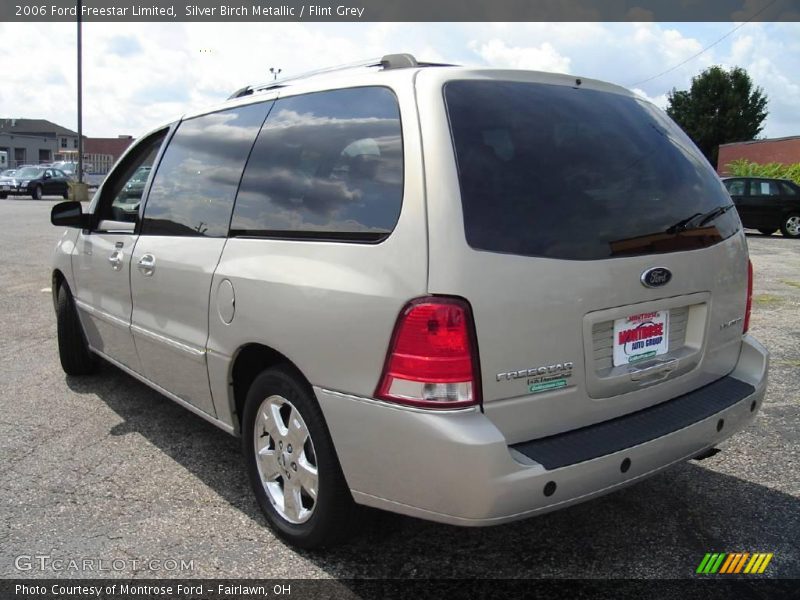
230, 86, 403, 242
141, 102, 271, 237
445, 80, 739, 260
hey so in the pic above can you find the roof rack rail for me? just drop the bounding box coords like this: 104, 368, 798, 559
227, 53, 454, 100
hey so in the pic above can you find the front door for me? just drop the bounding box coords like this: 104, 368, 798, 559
130, 101, 271, 416
72, 130, 168, 372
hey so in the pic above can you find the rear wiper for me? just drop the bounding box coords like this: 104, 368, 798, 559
665, 204, 735, 234
696, 203, 736, 227
665, 213, 700, 234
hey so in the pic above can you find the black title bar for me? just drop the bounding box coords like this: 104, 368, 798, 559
3, 0, 800, 22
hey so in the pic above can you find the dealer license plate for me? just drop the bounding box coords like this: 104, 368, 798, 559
612, 310, 669, 367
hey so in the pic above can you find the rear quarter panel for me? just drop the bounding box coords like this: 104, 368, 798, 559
206, 74, 428, 428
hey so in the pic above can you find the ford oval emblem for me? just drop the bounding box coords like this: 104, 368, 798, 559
641, 267, 672, 288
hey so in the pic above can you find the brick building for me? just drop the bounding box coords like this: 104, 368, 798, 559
83, 136, 135, 174
717, 135, 800, 175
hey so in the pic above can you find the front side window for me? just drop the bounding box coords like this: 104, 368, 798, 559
94, 130, 167, 225
445, 80, 739, 260
230, 86, 403, 242
141, 102, 271, 237
780, 182, 798, 196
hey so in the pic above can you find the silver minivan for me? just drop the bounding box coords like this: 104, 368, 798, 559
51, 54, 769, 548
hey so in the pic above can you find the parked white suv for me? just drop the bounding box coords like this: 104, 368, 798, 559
51, 54, 768, 548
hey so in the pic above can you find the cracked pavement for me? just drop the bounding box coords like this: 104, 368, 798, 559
0, 199, 797, 581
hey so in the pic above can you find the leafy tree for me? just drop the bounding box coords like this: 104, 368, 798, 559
666, 66, 768, 167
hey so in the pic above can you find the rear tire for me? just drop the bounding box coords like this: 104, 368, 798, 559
0, 193, 6, 199
32, 185, 42, 200
780, 214, 800, 238
56, 285, 96, 376
242, 366, 357, 549
758, 228, 777, 236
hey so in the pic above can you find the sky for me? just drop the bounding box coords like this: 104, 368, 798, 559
1, 21, 798, 139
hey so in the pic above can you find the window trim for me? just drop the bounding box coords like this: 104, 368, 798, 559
228, 229, 389, 244
227, 84, 405, 245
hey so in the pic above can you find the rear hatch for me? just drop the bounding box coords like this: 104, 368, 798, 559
416, 71, 749, 444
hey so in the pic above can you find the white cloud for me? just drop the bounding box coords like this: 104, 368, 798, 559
0, 21, 797, 140
631, 88, 669, 109
468, 39, 572, 73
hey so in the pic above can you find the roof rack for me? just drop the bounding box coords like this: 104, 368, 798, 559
227, 53, 455, 100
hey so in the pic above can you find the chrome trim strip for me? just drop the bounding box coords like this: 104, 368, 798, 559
74, 299, 129, 329
130, 324, 206, 363
318, 388, 479, 414
89, 347, 234, 435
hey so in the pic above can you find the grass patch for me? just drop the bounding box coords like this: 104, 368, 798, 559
752, 293, 783, 305
775, 359, 800, 368
780, 279, 800, 289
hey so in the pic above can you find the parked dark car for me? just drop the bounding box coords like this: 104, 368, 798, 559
0, 166, 70, 199
722, 176, 800, 238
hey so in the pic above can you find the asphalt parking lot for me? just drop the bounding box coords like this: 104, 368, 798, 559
0, 198, 798, 581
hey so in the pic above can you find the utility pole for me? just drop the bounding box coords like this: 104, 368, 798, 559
77, 0, 83, 184
270, 67, 282, 81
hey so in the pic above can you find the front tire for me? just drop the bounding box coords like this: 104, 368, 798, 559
32, 185, 43, 200
780, 214, 800, 238
56, 285, 96, 376
0, 193, 7, 199
242, 366, 357, 549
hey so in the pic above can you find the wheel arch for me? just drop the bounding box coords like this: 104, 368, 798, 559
229, 343, 315, 434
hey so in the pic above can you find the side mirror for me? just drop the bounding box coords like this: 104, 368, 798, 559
51, 201, 91, 228
43, 173, 51, 180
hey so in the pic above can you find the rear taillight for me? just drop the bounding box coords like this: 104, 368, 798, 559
376, 297, 481, 409
743, 259, 753, 334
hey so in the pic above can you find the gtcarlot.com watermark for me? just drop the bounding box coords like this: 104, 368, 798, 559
14, 554, 195, 573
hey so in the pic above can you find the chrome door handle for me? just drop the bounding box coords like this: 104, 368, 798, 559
137, 254, 156, 276
108, 250, 123, 271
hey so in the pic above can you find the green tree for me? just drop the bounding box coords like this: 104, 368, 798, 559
666, 66, 768, 167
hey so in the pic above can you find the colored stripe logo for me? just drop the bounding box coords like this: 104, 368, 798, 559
696, 552, 773, 574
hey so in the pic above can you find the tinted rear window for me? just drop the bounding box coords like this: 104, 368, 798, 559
445, 80, 739, 260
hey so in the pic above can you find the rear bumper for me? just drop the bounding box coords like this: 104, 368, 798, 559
316, 335, 768, 526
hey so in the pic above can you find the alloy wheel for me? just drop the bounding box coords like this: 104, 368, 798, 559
253, 394, 319, 524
